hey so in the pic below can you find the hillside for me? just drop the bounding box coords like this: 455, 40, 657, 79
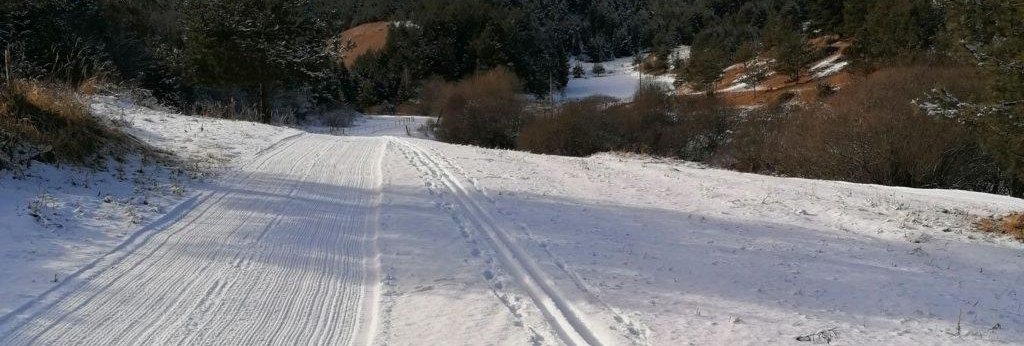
338, 21, 391, 68
679, 36, 854, 107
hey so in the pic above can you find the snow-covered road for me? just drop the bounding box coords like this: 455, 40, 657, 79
0, 134, 386, 346
2, 106, 1024, 346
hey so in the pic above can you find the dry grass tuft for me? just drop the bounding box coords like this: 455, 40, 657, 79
978, 213, 1024, 241
78, 77, 101, 95
0, 79, 130, 169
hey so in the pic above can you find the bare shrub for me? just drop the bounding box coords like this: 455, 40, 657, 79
271, 107, 297, 125
414, 77, 448, 116
721, 67, 1003, 191
639, 56, 670, 75
431, 68, 527, 149
191, 98, 261, 122
321, 110, 353, 129
663, 97, 734, 161
519, 85, 734, 161
518, 97, 617, 156
394, 102, 420, 115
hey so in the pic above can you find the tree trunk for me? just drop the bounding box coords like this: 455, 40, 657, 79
258, 83, 271, 124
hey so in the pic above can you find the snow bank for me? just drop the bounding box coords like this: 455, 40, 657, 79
0, 96, 299, 316
91, 96, 300, 172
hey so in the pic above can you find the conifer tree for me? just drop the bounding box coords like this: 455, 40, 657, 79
682, 29, 730, 96
761, 13, 809, 81
181, 0, 332, 123
934, 0, 1024, 194
844, 0, 943, 63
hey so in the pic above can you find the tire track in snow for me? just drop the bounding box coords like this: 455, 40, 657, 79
391, 137, 607, 346
0, 134, 386, 346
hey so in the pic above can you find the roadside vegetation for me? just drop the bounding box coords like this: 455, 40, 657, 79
0, 78, 119, 169
979, 213, 1024, 241
425, 0, 1024, 202
1, 0, 1021, 203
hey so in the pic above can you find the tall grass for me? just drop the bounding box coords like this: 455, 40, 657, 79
0, 79, 127, 169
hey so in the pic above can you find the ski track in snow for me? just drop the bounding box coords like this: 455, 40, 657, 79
392, 137, 610, 346
419, 143, 651, 346
4, 105, 1024, 346
0, 134, 386, 346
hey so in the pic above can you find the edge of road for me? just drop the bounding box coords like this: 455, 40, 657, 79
0, 132, 307, 335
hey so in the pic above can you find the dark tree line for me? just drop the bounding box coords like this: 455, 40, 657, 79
1, 0, 361, 122
2, 0, 1021, 130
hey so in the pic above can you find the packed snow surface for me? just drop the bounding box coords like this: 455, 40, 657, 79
0, 96, 299, 318
2, 98, 1024, 346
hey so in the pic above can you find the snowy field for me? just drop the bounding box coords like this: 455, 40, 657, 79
561, 48, 687, 102
1, 97, 1023, 345
385, 143, 1024, 345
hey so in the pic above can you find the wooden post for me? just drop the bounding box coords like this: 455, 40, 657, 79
548, 72, 554, 107
4, 47, 10, 85
258, 83, 271, 124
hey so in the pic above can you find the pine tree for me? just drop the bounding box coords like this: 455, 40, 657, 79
572, 62, 585, 78
682, 28, 730, 96
844, 0, 943, 63
807, 0, 843, 33
937, 0, 1024, 194
181, 0, 333, 123
762, 13, 809, 81
472, 20, 511, 71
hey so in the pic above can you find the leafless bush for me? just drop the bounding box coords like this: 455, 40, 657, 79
271, 107, 297, 125
403, 76, 448, 116
519, 86, 734, 160
430, 68, 527, 149
321, 109, 353, 129
720, 67, 1004, 192
518, 97, 618, 156
190, 98, 261, 122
